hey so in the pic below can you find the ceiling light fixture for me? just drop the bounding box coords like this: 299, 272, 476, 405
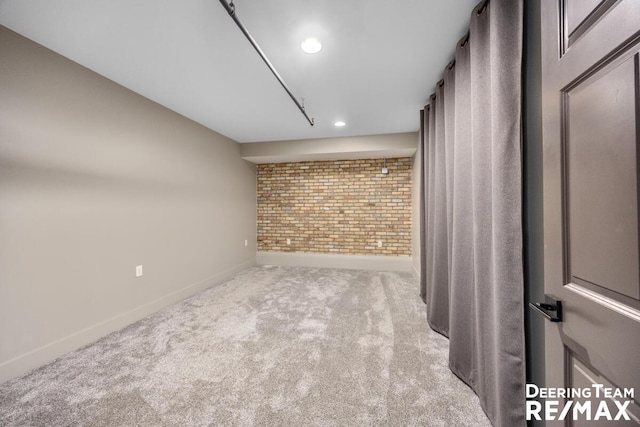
301, 37, 322, 54
334, 121, 346, 127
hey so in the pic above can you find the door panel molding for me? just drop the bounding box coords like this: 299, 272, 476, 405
565, 282, 640, 322
570, 276, 640, 311
559, 38, 640, 308
561, 31, 640, 94
567, 351, 640, 424
560, 0, 621, 57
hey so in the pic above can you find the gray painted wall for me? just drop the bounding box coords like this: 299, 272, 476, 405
523, 1, 545, 425
0, 26, 257, 383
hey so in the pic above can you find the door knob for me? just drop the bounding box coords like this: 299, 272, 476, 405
529, 295, 563, 322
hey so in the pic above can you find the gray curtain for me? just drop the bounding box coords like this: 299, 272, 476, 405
419, 108, 428, 303
426, 81, 450, 337
449, 32, 476, 387
419, 0, 525, 425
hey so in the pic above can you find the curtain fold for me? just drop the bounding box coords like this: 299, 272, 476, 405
443, 63, 456, 289
448, 33, 476, 389
419, 0, 525, 425
426, 82, 450, 337
425, 95, 436, 311
419, 108, 428, 303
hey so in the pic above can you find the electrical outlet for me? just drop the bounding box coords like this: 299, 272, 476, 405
135, 265, 143, 277
378, 240, 383, 248
286, 238, 291, 245
245, 239, 248, 246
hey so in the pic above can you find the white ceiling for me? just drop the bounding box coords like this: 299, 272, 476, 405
0, 0, 477, 143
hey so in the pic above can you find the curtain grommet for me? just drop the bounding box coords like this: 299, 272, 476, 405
477, 0, 488, 16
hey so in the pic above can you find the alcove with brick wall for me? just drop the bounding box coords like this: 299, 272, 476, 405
257, 157, 412, 256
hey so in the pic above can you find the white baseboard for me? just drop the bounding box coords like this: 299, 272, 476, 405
256, 251, 413, 272
0, 258, 255, 385
412, 263, 420, 281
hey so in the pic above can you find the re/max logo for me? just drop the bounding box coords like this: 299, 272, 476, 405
526, 384, 636, 422
526, 400, 632, 421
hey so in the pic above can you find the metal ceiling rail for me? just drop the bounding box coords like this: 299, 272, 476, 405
218, 0, 315, 126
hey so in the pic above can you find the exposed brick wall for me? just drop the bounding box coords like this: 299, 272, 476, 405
257, 158, 412, 256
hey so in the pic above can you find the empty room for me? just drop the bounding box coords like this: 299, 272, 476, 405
1, 0, 639, 426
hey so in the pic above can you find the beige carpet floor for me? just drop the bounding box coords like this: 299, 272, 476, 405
0, 266, 491, 426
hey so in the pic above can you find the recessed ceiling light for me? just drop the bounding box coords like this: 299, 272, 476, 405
301, 37, 322, 54
334, 121, 346, 127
